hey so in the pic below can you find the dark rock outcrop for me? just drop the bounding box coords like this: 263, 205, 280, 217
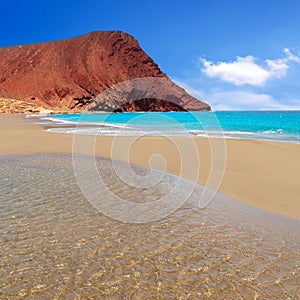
0, 31, 210, 113
113, 99, 187, 112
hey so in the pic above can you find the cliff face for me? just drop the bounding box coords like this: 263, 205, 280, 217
0, 31, 210, 113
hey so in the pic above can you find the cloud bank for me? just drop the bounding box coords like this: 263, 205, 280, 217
201, 48, 300, 86
208, 91, 300, 111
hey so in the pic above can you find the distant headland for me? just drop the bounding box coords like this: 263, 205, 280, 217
0, 31, 210, 113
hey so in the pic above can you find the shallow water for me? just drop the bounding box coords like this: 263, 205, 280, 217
0, 154, 299, 299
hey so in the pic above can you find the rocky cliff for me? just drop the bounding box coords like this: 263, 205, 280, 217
0, 31, 210, 113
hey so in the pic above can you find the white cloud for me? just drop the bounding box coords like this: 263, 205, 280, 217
201, 49, 300, 86
208, 90, 300, 111
283, 47, 300, 62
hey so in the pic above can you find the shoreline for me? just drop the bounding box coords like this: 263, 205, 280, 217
36, 110, 300, 145
1, 114, 300, 219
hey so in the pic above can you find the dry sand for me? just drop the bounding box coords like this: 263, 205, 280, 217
1, 114, 299, 219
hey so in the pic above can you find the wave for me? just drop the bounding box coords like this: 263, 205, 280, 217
40, 116, 132, 129
45, 127, 300, 144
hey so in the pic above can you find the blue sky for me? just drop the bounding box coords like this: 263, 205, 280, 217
1, 0, 300, 110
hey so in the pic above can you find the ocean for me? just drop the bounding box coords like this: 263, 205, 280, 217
37, 111, 300, 143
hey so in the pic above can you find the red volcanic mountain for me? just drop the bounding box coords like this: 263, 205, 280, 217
0, 31, 210, 113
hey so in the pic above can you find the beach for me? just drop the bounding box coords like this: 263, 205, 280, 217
0, 114, 299, 219
1, 114, 300, 298
2, 1, 300, 297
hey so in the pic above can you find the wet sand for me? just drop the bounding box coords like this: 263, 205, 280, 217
0, 114, 300, 219
1, 154, 299, 298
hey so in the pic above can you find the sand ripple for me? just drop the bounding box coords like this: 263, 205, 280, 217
0, 154, 299, 299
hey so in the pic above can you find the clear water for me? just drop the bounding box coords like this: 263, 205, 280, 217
0, 154, 299, 298
38, 111, 300, 143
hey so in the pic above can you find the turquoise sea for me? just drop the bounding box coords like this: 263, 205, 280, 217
38, 111, 300, 143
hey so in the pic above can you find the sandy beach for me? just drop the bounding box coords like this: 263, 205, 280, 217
1, 114, 300, 298
1, 114, 299, 219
